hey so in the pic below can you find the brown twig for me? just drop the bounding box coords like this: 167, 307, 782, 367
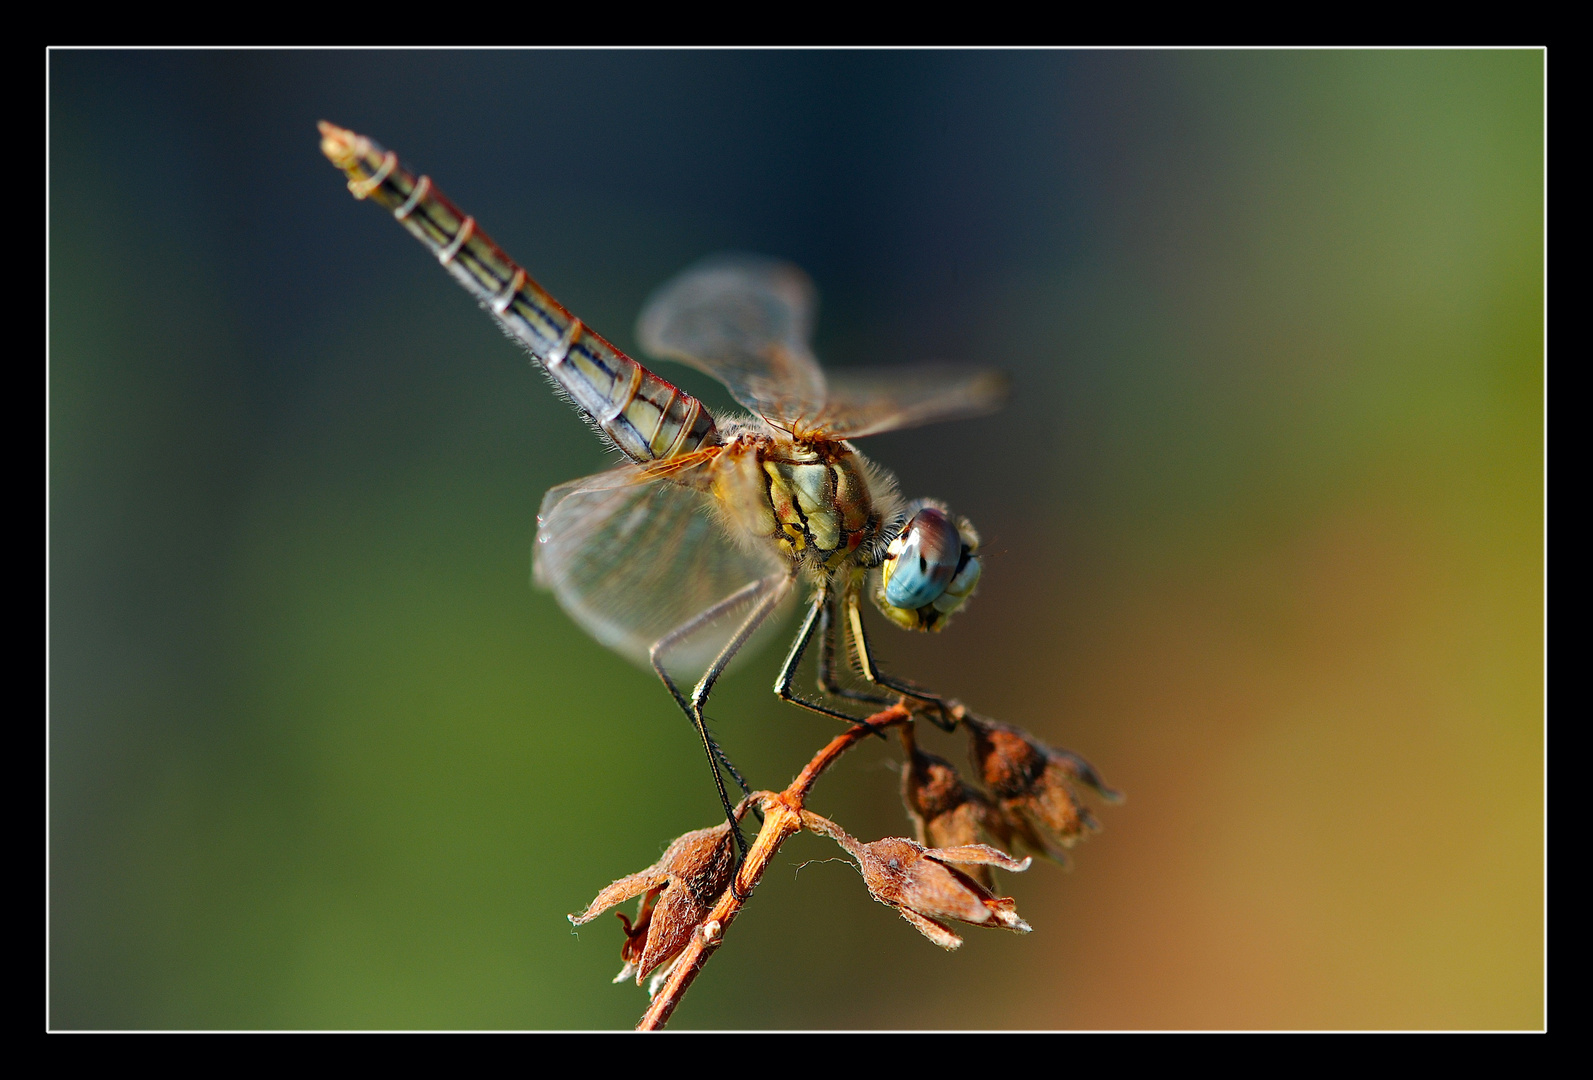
635, 703, 912, 1031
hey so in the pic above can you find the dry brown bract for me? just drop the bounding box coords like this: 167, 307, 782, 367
568, 704, 1119, 1030
803, 811, 1032, 950
965, 714, 1124, 865
568, 818, 739, 995
900, 724, 1010, 889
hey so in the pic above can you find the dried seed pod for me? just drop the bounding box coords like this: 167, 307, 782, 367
569, 820, 739, 995
851, 837, 1032, 950
900, 723, 1013, 889
806, 808, 1032, 951
965, 715, 1123, 865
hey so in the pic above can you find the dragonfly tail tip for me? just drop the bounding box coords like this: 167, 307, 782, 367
317, 121, 359, 168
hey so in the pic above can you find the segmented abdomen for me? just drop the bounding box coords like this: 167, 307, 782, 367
319, 123, 717, 465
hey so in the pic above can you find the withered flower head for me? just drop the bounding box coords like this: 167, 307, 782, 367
900, 724, 1013, 890
568, 820, 738, 995
813, 810, 1032, 950
964, 715, 1124, 865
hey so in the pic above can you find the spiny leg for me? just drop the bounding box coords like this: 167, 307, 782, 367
687, 573, 792, 867
817, 586, 894, 708
773, 581, 888, 737
690, 573, 794, 717
650, 574, 789, 856
650, 577, 768, 796
844, 590, 960, 732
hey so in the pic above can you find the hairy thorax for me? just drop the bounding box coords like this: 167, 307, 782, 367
709, 427, 902, 575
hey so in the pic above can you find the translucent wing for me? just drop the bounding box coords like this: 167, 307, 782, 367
807, 365, 1010, 439
534, 462, 789, 677
636, 255, 828, 425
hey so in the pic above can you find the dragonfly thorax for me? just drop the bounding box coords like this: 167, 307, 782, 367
708, 428, 904, 575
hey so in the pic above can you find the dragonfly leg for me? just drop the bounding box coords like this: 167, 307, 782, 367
773, 583, 888, 738
651, 577, 767, 793
844, 591, 959, 732
651, 572, 793, 860
689, 573, 793, 867
816, 587, 895, 708
650, 575, 784, 857
688, 573, 793, 715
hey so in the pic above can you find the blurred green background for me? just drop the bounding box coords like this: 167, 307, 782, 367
49, 50, 1542, 1029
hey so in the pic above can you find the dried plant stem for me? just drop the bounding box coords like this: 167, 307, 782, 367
636, 703, 913, 1031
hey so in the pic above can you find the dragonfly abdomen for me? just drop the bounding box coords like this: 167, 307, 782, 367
319, 123, 717, 465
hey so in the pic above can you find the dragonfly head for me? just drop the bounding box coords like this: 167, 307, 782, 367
871, 501, 982, 632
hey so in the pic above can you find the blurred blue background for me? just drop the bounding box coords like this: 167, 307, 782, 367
50, 50, 1542, 1029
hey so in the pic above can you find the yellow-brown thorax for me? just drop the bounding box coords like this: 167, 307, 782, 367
709, 434, 885, 573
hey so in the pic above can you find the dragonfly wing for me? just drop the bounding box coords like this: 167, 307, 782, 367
636, 255, 828, 425
534, 463, 790, 677
812, 365, 1010, 439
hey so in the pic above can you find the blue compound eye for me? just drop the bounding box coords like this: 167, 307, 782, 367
884, 507, 963, 609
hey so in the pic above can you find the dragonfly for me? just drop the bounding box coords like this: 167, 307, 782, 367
320, 123, 1007, 854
